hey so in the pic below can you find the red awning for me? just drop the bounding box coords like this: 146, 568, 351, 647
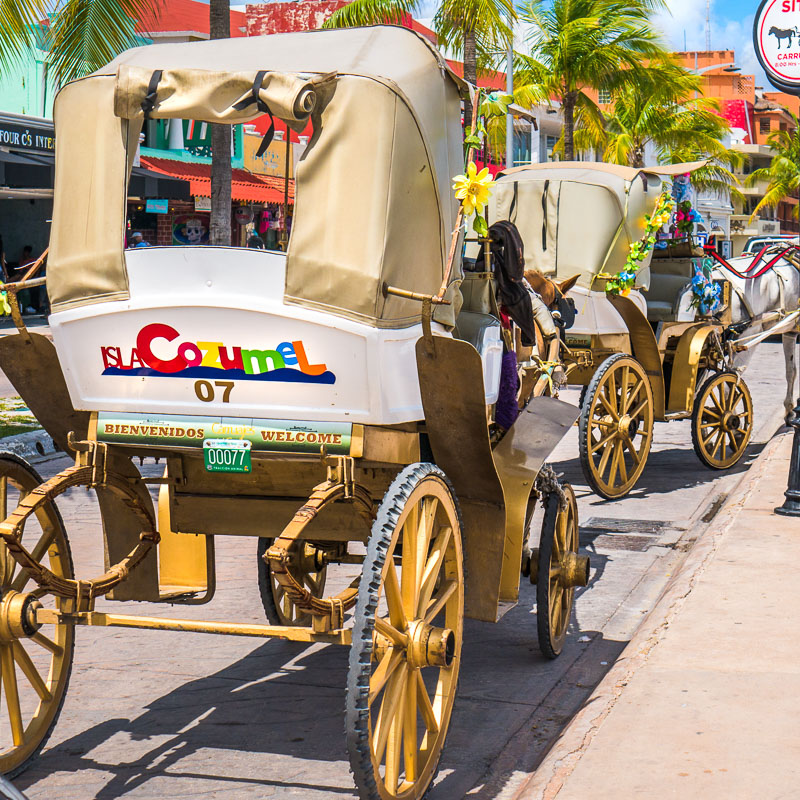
139, 156, 294, 204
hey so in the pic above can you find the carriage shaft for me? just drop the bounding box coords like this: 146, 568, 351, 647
35, 608, 351, 644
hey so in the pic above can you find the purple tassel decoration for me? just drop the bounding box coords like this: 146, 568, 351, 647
495, 350, 520, 431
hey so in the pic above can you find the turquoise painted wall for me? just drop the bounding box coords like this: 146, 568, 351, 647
0, 29, 56, 117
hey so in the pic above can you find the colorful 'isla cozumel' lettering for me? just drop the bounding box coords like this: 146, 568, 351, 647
100, 323, 336, 384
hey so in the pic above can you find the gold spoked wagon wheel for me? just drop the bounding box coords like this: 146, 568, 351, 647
536, 483, 587, 659
0, 453, 74, 777
691, 371, 753, 470
579, 354, 654, 499
257, 538, 327, 626
346, 463, 464, 800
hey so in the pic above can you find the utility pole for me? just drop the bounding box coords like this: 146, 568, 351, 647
505, 11, 514, 170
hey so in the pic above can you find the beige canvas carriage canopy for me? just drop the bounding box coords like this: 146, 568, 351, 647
490, 161, 707, 289
48, 26, 466, 327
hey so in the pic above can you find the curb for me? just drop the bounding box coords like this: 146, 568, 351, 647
514, 427, 791, 800
0, 429, 61, 463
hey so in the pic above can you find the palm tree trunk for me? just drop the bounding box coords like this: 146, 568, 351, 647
210, 0, 231, 246
631, 141, 645, 168
463, 26, 477, 131
562, 91, 576, 162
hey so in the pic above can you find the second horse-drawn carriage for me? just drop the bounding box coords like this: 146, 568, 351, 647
0, 26, 590, 799
487, 162, 756, 498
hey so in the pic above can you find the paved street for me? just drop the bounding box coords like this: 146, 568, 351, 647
8, 343, 791, 800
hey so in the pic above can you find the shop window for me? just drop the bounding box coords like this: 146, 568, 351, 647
598, 89, 611, 105
760, 117, 771, 134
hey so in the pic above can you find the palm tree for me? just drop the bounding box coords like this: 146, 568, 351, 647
209, 0, 232, 247
747, 113, 800, 221
1, 0, 155, 83
515, 0, 667, 161
324, 0, 514, 127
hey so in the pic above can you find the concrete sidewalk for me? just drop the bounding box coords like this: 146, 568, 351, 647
517, 429, 800, 800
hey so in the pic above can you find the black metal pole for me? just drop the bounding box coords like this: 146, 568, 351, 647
775, 399, 800, 517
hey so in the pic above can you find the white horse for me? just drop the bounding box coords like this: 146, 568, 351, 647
676, 245, 800, 418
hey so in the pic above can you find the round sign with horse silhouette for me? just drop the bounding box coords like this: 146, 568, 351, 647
754, 0, 800, 94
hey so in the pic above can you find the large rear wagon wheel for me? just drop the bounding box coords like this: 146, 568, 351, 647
346, 463, 464, 800
691, 372, 753, 469
0, 454, 74, 777
579, 354, 654, 499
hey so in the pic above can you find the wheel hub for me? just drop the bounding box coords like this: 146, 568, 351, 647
617, 414, 637, 439
721, 412, 740, 432
0, 590, 42, 643
406, 619, 455, 668
557, 553, 591, 589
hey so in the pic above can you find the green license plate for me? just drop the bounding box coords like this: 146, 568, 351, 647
203, 439, 252, 473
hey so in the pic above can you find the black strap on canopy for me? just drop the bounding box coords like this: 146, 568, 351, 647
141, 70, 162, 119
233, 70, 275, 157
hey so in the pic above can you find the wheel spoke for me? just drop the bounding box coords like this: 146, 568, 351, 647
624, 436, 641, 465
415, 669, 438, 735
417, 526, 452, 619
403, 666, 418, 783
608, 440, 622, 487
710, 385, 725, 414
596, 435, 615, 479
623, 378, 643, 414
370, 647, 404, 704
628, 397, 648, 419
618, 441, 629, 484
383, 678, 406, 792
373, 670, 405, 762
12, 642, 51, 701
31, 631, 62, 656
423, 579, 456, 625
11, 529, 57, 593
401, 504, 420, 619
0, 645, 24, 747
375, 616, 408, 648
711, 430, 724, 459
589, 429, 616, 454
597, 391, 618, 420
383, 560, 407, 632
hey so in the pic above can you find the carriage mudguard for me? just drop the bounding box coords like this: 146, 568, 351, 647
0, 332, 159, 601
415, 335, 578, 621
667, 324, 720, 414
607, 294, 667, 420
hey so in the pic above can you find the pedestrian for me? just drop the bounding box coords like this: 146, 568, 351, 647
129, 232, 151, 248
16, 246, 39, 314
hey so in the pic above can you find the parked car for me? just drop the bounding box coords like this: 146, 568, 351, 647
742, 234, 799, 255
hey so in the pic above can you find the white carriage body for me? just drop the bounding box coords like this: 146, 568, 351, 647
566, 285, 648, 338
50, 247, 502, 424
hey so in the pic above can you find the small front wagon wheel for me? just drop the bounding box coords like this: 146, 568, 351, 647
257, 538, 327, 627
0, 454, 74, 777
691, 372, 753, 469
347, 463, 464, 800
536, 484, 587, 659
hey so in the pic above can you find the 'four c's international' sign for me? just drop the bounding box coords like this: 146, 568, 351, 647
754, 0, 800, 95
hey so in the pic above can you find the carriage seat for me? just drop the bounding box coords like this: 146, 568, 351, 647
454, 311, 501, 357
645, 258, 693, 323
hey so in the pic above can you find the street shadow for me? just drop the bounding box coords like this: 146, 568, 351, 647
15, 577, 610, 800
551, 437, 768, 501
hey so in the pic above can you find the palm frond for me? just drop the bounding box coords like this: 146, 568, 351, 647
323, 0, 421, 28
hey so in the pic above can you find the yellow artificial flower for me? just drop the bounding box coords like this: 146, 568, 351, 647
453, 161, 493, 216
621, 286, 631, 297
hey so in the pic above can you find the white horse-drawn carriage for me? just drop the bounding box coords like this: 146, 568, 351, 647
486, 162, 782, 498
0, 26, 592, 799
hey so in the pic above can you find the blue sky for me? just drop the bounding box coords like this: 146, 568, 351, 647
414, 0, 770, 87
